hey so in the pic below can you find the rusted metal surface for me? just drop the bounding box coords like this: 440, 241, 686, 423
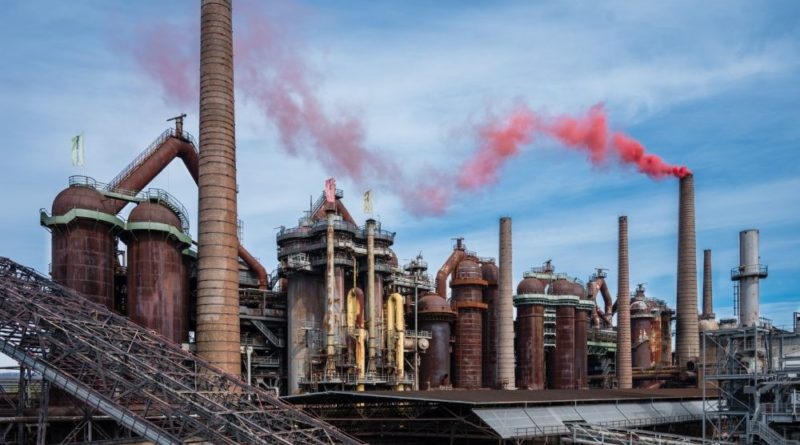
435, 239, 466, 298
196, 0, 241, 375
0, 257, 360, 444
366, 219, 377, 371
49, 186, 117, 310
125, 202, 189, 344
481, 260, 498, 388
661, 311, 673, 366
676, 174, 699, 367
616, 215, 632, 389
325, 210, 336, 377
574, 303, 589, 389
516, 303, 545, 389
451, 257, 487, 389
418, 293, 455, 390
554, 302, 576, 389
497, 217, 516, 390
287, 273, 325, 394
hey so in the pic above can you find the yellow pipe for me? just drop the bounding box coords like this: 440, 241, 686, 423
386, 292, 405, 390
347, 288, 366, 391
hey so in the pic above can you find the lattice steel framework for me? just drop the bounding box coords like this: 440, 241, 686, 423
0, 257, 360, 445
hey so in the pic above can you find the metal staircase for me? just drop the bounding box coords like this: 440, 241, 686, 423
107, 128, 197, 191
0, 257, 360, 445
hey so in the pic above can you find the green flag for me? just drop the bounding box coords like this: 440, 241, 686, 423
71, 134, 84, 167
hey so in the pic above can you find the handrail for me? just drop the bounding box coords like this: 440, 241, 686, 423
107, 128, 197, 191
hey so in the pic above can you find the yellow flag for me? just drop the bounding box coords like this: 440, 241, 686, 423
363, 190, 373, 214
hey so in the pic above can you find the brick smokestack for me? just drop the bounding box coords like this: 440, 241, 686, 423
616, 215, 632, 389
497, 217, 515, 389
676, 174, 699, 367
196, 0, 240, 375
702, 249, 714, 319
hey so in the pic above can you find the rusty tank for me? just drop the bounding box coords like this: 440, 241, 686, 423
418, 292, 456, 389
514, 276, 546, 389
572, 281, 589, 389
125, 201, 190, 344
48, 184, 119, 310
552, 279, 577, 389
481, 260, 499, 388
450, 256, 487, 389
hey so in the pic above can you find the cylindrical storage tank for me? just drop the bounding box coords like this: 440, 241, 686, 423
630, 300, 653, 369
573, 281, 589, 390
450, 257, 487, 389
515, 276, 546, 389
481, 260, 499, 388
418, 293, 456, 390
552, 279, 576, 389
49, 185, 119, 309
125, 201, 191, 344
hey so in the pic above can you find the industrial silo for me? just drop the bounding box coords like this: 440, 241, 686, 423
514, 276, 546, 389
450, 256, 487, 388
418, 292, 455, 390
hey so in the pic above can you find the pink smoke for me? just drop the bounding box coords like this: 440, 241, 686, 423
457, 105, 690, 190
128, 4, 689, 216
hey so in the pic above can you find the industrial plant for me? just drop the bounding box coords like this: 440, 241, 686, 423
0, 1, 798, 444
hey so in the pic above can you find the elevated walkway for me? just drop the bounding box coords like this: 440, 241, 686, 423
0, 257, 359, 445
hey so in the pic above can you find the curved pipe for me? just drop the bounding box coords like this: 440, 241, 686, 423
347, 288, 366, 389
435, 249, 466, 298
110, 134, 268, 289
598, 278, 613, 322
386, 292, 405, 390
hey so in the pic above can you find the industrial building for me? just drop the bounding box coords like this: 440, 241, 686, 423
0, 0, 797, 444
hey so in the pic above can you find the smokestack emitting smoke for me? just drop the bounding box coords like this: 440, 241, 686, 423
702, 249, 714, 318
497, 217, 515, 389
196, 0, 241, 375
616, 215, 632, 389
676, 174, 699, 367
132, 7, 690, 216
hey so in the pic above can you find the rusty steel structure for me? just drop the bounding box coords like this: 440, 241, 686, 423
481, 258, 498, 388
125, 201, 190, 344
417, 292, 455, 390
514, 261, 593, 390
196, 0, 241, 375
617, 215, 633, 389
497, 216, 516, 389
0, 256, 359, 444
676, 174, 699, 368
450, 256, 487, 388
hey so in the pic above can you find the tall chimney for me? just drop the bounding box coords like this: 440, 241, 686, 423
616, 215, 632, 389
676, 174, 699, 367
734, 230, 767, 327
196, 0, 240, 375
497, 217, 515, 389
702, 249, 714, 319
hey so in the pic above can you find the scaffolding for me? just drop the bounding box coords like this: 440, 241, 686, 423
0, 256, 360, 444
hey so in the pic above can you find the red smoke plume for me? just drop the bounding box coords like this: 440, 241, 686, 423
129, 4, 689, 216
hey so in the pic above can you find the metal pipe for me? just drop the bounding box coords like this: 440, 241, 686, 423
435, 239, 466, 298
497, 217, 515, 389
196, 0, 240, 375
366, 219, 376, 373
617, 215, 632, 389
676, 174, 699, 367
325, 209, 336, 377
387, 293, 405, 390
414, 280, 419, 391
346, 288, 366, 391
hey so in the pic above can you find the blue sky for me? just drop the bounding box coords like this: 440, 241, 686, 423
0, 1, 799, 368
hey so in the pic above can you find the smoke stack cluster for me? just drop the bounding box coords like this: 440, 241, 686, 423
702, 249, 714, 319
195, 0, 241, 375
676, 174, 699, 367
616, 215, 632, 389
497, 217, 515, 389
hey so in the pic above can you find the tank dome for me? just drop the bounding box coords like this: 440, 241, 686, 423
418, 293, 454, 315
128, 201, 181, 228
481, 261, 499, 282
454, 257, 481, 280
52, 186, 111, 215
552, 279, 577, 296
517, 277, 545, 295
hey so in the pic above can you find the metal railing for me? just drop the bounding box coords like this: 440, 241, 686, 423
107, 128, 197, 191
